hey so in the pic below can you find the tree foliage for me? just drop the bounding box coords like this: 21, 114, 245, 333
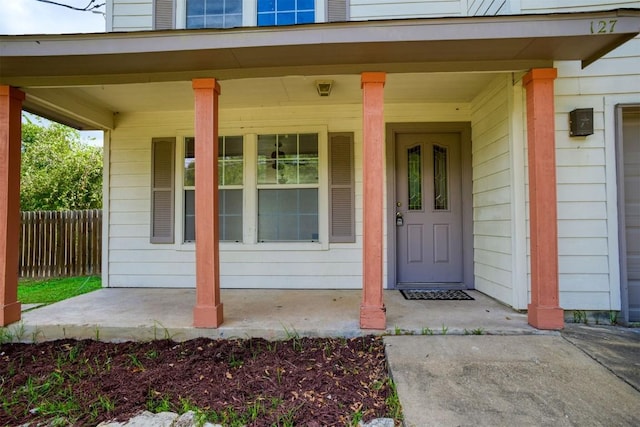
21, 117, 103, 211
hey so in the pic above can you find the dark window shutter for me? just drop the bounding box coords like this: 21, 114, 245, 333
329, 132, 355, 243
151, 138, 175, 243
154, 0, 175, 30
327, 0, 348, 22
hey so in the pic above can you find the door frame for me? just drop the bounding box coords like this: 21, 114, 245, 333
616, 103, 640, 325
386, 122, 473, 289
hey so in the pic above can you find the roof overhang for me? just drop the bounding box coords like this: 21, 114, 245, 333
2, 9, 639, 87
1, 9, 639, 130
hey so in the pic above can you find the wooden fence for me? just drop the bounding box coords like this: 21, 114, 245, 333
19, 210, 102, 278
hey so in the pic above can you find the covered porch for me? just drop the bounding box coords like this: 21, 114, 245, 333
2, 10, 640, 332
18, 288, 534, 341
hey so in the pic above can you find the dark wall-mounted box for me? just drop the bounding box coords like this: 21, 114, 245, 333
569, 108, 594, 137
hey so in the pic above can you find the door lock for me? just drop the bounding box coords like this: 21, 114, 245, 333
396, 211, 404, 226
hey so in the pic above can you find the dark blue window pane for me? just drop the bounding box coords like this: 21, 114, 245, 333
187, 0, 205, 15
205, 0, 223, 15
258, 0, 276, 12
258, 13, 276, 26
279, 0, 295, 11
277, 11, 295, 25
297, 11, 314, 23
297, 0, 314, 10
186, 16, 205, 28
205, 15, 224, 28
225, 14, 242, 28
225, 0, 242, 14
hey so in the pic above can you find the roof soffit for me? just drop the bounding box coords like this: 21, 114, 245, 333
1, 9, 639, 86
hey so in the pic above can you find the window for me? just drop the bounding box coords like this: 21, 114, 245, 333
257, 133, 319, 241
184, 136, 244, 242
186, 0, 243, 29
257, 0, 315, 26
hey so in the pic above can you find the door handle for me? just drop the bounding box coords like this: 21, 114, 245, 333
396, 211, 404, 226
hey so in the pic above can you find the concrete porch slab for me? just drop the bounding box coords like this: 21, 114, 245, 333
15, 289, 537, 342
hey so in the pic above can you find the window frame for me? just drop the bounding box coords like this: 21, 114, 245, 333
182, 135, 244, 243
185, 0, 244, 29
176, 0, 327, 28
175, 127, 328, 251
256, 133, 320, 242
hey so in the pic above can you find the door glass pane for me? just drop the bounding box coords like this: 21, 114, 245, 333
433, 145, 448, 210
407, 145, 422, 210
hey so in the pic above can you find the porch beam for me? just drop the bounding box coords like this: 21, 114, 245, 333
360, 72, 386, 330
192, 78, 223, 328
523, 68, 564, 330
0, 86, 24, 326
24, 89, 115, 130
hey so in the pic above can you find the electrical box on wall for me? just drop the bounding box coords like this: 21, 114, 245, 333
569, 108, 594, 137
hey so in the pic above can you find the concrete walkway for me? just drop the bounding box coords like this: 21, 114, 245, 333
385, 326, 640, 426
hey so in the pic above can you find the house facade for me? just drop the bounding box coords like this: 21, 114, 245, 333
1, 1, 639, 329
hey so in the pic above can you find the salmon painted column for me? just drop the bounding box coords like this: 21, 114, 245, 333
523, 68, 564, 330
360, 72, 387, 329
0, 86, 24, 326
192, 78, 223, 327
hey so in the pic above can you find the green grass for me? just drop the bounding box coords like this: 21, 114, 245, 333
18, 276, 101, 304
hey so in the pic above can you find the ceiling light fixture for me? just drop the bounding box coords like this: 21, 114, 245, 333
315, 80, 333, 97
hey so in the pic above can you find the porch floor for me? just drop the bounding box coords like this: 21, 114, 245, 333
18, 289, 538, 342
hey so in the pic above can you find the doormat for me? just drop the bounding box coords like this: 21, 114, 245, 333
400, 289, 474, 301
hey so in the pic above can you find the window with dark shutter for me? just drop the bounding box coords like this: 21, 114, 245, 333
327, 0, 348, 22
329, 132, 355, 243
154, 0, 175, 30
151, 138, 175, 243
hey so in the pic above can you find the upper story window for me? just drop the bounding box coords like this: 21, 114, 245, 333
186, 0, 243, 29
257, 0, 315, 26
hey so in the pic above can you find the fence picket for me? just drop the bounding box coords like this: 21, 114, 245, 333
18, 209, 102, 278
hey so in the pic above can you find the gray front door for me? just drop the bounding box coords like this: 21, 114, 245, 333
395, 133, 463, 286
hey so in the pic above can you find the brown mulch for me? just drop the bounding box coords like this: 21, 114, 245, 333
0, 336, 400, 426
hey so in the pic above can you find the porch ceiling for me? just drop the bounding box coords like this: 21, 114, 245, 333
25, 72, 501, 111
1, 9, 639, 129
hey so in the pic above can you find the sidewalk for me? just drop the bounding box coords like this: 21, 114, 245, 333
385, 325, 640, 426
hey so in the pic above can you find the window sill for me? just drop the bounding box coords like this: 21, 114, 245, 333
177, 241, 328, 251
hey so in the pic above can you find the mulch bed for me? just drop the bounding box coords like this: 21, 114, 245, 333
0, 336, 400, 426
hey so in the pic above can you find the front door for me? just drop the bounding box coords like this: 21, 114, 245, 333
395, 133, 463, 287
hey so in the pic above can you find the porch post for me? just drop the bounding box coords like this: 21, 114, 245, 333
360, 72, 386, 329
0, 86, 24, 326
523, 68, 564, 330
192, 78, 223, 328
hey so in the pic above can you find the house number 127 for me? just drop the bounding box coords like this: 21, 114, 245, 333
590, 20, 617, 34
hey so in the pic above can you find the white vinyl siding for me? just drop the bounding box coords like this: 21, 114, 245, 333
550, 36, 640, 310
109, 0, 154, 31
108, 107, 349, 289
107, 100, 473, 289
349, 0, 464, 20
470, 75, 514, 306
